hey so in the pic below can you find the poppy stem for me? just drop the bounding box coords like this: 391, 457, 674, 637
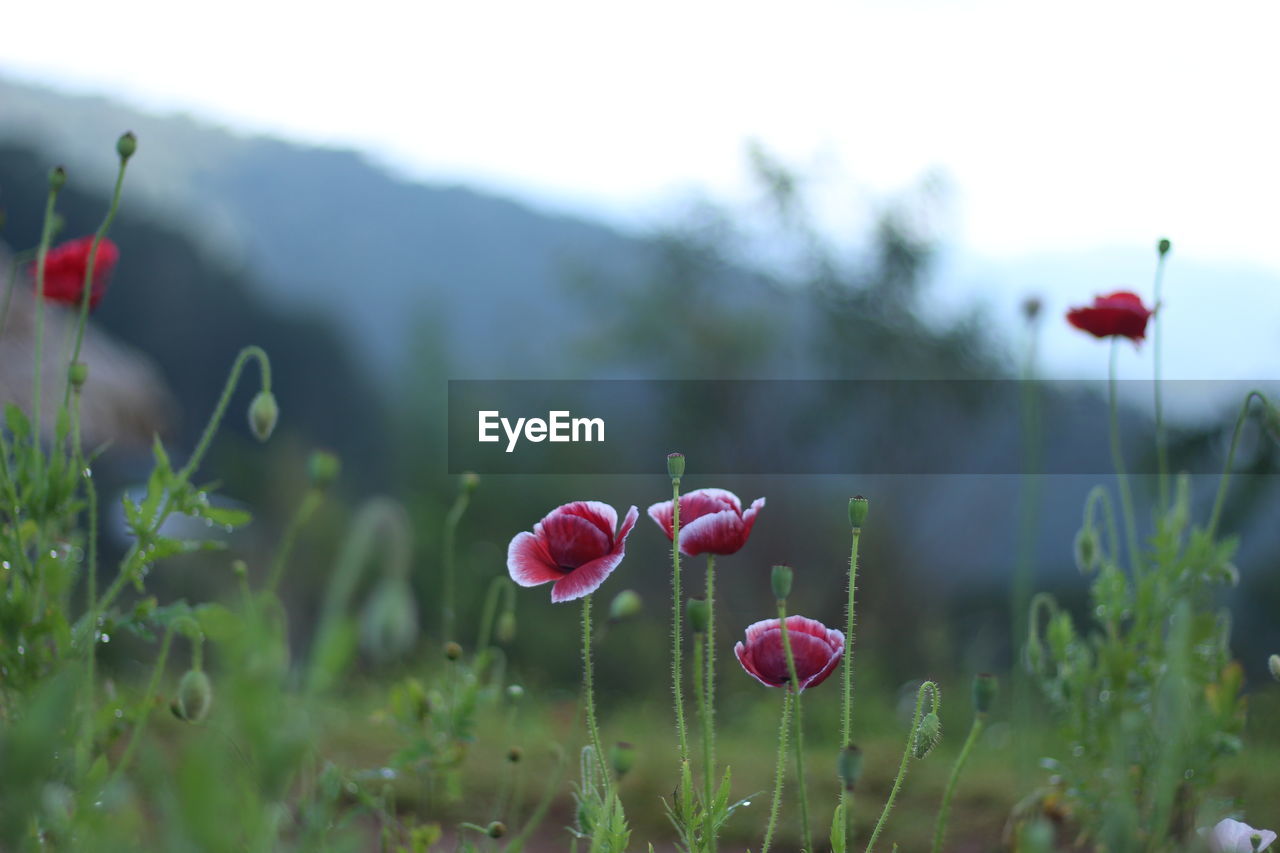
1207, 390, 1272, 539
264, 486, 324, 594
31, 175, 62, 473
63, 155, 130, 407
1108, 339, 1142, 580
703, 553, 717, 816
839, 524, 861, 844
670, 476, 690, 767
930, 714, 984, 853
442, 473, 474, 644
777, 603, 812, 852
1152, 245, 1170, 515
864, 681, 938, 853
761, 689, 792, 853
0, 250, 34, 347
581, 595, 610, 794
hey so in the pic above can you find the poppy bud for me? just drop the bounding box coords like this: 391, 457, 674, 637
972, 672, 998, 716
1263, 400, 1280, 445
486, 822, 506, 839
461, 471, 480, 493
231, 559, 248, 580
175, 669, 213, 722
913, 711, 941, 759
771, 564, 793, 601
116, 131, 137, 162
307, 450, 341, 489
507, 746, 523, 763
360, 580, 419, 661
609, 589, 643, 622
686, 597, 710, 634
610, 741, 636, 778
837, 745, 863, 791
506, 684, 524, 701
1157, 237, 1171, 256
1269, 654, 1280, 683
68, 361, 88, 390
248, 391, 278, 442
496, 610, 517, 644
1073, 528, 1100, 574
1022, 295, 1043, 322
667, 452, 685, 479
849, 495, 869, 529
50, 166, 67, 192
444, 641, 463, 661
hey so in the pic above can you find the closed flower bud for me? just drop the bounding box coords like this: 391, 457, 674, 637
360, 580, 419, 661
486, 822, 506, 839
507, 746, 523, 763
1269, 654, 1280, 682
972, 672, 998, 716
307, 450, 341, 489
1022, 295, 1044, 322
849, 496, 869, 529
231, 559, 249, 579
771, 564, 793, 601
1157, 237, 1172, 256
68, 361, 88, 389
610, 741, 636, 778
667, 452, 685, 479
444, 641, 463, 661
50, 166, 67, 192
1073, 528, 1100, 574
248, 391, 279, 441
1264, 400, 1280, 445
116, 131, 137, 162
686, 597, 710, 634
837, 745, 863, 791
913, 711, 941, 759
609, 589, 643, 622
175, 669, 213, 722
496, 610, 517, 644
461, 471, 480, 492
506, 684, 524, 701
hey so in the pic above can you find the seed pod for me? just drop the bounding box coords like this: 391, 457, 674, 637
848, 496, 869, 529
68, 361, 89, 390
837, 745, 863, 791
972, 673, 998, 716
686, 597, 710, 635
1157, 237, 1171, 256
50, 166, 67, 191
116, 131, 137, 162
507, 746, 523, 763
667, 452, 685, 479
444, 641, 463, 661
770, 564, 794, 601
176, 669, 213, 722
248, 391, 279, 442
1073, 528, 1100, 574
486, 822, 506, 839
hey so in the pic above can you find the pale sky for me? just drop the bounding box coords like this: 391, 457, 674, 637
3, 0, 1279, 387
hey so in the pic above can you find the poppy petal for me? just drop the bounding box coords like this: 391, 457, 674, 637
678, 508, 746, 556
506, 532, 563, 587
557, 501, 618, 542
647, 500, 675, 539
537, 511, 611, 570
551, 549, 625, 603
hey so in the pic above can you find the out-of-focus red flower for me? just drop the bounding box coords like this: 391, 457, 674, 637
1066, 291, 1153, 342
647, 488, 765, 556
30, 236, 120, 311
734, 615, 844, 692
507, 501, 639, 603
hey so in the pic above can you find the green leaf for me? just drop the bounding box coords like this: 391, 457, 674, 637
199, 505, 252, 529
4, 404, 30, 440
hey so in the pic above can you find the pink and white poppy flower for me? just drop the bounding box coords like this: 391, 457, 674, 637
647, 488, 765, 557
507, 501, 639, 603
734, 615, 844, 692
1203, 819, 1276, 853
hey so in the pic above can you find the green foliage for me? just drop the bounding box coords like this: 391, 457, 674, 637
1026, 473, 1248, 847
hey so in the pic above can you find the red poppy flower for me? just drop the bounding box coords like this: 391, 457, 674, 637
734, 615, 844, 692
1066, 291, 1153, 342
30, 236, 120, 311
647, 488, 765, 557
507, 501, 639, 603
